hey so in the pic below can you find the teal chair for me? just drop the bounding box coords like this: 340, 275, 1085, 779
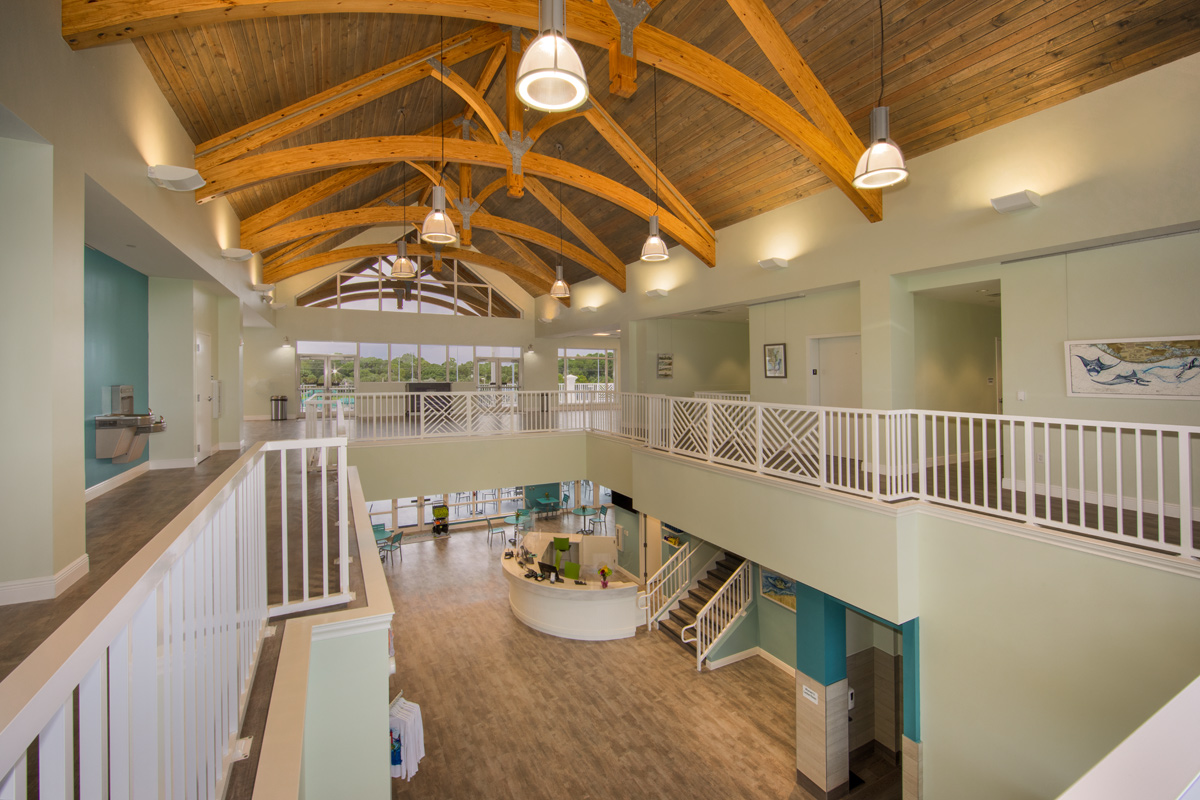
379, 530, 403, 563
589, 506, 609, 535
552, 537, 571, 571
485, 517, 501, 547
562, 561, 581, 581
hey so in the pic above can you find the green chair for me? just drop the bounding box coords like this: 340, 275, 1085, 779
562, 561, 581, 581
552, 537, 571, 571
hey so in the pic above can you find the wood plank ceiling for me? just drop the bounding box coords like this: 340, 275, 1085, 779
66, 0, 1200, 296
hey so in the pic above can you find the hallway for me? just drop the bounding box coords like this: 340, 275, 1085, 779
385, 525, 806, 800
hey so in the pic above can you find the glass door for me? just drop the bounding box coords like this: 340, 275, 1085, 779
477, 358, 520, 391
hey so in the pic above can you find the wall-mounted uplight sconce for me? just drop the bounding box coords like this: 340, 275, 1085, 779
758, 257, 788, 271
581, 305, 599, 313
147, 165, 205, 192
990, 189, 1042, 214
282, 336, 291, 348
221, 248, 253, 262
537, 316, 554, 324
526, 343, 535, 354
645, 288, 669, 298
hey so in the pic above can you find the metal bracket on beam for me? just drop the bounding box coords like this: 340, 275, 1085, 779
427, 57, 452, 77
510, 26, 523, 54
453, 116, 480, 140
451, 197, 480, 230
499, 130, 535, 174
605, 0, 651, 57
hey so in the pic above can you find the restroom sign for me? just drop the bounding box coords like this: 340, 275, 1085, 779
802, 685, 819, 705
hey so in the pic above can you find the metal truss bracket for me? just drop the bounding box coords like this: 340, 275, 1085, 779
499, 130, 535, 174
451, 197, 480, 230
605, 0, 651, 57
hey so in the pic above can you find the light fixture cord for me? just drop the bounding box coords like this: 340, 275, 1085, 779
400, 108, 407, 229
653, 64, 660, 215
440, 16, 445, 186
877, 0, 885, 107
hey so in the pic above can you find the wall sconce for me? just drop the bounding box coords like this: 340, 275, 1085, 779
758, 257, 788, 271
645, 288, 669, 298
581, 305, 598, 313
526, 343, 535, 354
147, 165, 205, 191
282, 336, 291, 348
537, 316, 554, 324
221, 248, 253, 261
990, 190, 1042, 214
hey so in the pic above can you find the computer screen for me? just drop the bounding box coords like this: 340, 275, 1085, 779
537, 561, 558, 579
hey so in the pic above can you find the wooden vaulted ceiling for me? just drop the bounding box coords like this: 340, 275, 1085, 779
64, 0, 1200, 298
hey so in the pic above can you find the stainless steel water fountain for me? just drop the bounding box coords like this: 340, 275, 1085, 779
95, 385, 166, 463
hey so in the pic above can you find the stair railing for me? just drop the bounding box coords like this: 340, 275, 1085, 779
680, 559, 753, 671
637, 543, 692, 629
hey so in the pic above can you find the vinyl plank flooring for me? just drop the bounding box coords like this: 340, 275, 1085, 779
386, 525, 813, 800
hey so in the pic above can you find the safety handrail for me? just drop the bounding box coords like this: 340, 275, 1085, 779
638, 543, 692, 627
680, 559, 753, 671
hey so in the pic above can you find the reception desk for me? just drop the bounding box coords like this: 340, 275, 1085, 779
503, 532, 641, 641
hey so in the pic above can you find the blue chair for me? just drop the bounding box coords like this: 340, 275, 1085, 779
589, 506, 610, 535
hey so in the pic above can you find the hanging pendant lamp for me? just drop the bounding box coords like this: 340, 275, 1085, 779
422, 18, 459, 244
550, 176, 570, 298
853, 0, 907, 189
389, 108, 419, 279
391, 239, 417, 279
641, 65, 669, 262
516, 0, 589, 112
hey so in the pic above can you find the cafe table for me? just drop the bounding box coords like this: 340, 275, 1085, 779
570, 506, 599, 534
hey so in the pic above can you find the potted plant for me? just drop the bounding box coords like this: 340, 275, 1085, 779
598, 564, 613, 588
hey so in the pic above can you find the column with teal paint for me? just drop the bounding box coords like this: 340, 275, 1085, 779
794, 582, 849, 800
901, 617, 921, 799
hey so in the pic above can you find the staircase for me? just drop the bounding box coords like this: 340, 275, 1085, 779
659, 551, 745, 653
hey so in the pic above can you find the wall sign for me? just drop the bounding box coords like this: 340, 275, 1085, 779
802, 685, 819, 705
656, 352, 673, 379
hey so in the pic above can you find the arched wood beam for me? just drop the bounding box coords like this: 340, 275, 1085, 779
247, 206, 627, 291
243, 165, 389, 239
192, 24, 506, 173
428, 60, 505, 145
264, 242, 554, 297
527, 110, 588, 145
523, 176, 624, 277
202, 136, 713, 268
311, 285, 493, 317
63, 0, 881, 222
476, 175, 507, 205
582, 102, 713, 240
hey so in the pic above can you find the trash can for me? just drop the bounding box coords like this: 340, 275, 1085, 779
270, 395, 288, 421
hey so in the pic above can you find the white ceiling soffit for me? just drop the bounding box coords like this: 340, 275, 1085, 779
84, 176, 214, 283
914, 279, 1002, 307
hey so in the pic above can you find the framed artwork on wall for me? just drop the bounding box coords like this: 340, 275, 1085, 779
764, 343, 787, 378
760, 569, 796, 611
656, 353, 674, 379
1064, 336, 1200, 399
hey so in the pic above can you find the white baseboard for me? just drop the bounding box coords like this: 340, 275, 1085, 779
84, 462, 149, 502
707, 646, 795, 675
615, 564, 640, 584
219, 441, 243, 451
0, 553, 89, 606
1001, 477, 1200, 519
150, 458, 196, 470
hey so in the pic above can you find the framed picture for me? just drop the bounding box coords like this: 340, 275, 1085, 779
1064, 336, 1200, 399
764, 343, 787, 378
656, 352, 674, 379
760, 569, 796, 611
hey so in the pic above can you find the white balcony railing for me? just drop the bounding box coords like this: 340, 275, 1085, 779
681, 558, 753, 671
331, 390, 1199, 561
638, 543, 692, 629
0, 437, 350, 800
693, 391, 751, 402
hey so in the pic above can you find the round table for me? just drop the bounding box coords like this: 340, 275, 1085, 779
570, 506, 599, 534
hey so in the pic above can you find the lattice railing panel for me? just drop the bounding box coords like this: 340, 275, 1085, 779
711, 402, 758, 468
761, 406, 821, 483
421, 394, 471, 436
671, 400, 709, 458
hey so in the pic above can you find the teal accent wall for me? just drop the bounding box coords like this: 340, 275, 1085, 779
524, 483, 560, 505
84, 247, 149, 488
902, 618, 920, 742
796, 582, 847, 685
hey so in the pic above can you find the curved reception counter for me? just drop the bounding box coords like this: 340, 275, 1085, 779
503, 532, 642, 641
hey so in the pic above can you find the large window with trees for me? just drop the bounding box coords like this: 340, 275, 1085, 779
294, 256, 521, 318
297, 341, 519, 388
558, 348, 617, 388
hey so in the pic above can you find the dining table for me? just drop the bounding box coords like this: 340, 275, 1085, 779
570, 505, 599, 534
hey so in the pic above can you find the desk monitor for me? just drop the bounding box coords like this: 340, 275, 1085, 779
537, 561, 558, 580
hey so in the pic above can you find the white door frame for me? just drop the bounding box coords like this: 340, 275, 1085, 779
195, 332, 213, 464
806, 332, 861, 406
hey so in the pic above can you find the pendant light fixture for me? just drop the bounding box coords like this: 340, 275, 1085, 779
550, 171, 570, 298
641, 65, 669, 262
515, 0, 589, 112
389, 108, 419, 279
422, 17, 459, 245
853, 0, 907, 189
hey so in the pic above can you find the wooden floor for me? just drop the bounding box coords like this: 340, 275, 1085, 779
385, 520, 812, 800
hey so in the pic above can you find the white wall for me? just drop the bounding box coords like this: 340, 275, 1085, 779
913, 296, 1001, 414
629, 317, 750, 396
148, 278, 196, 464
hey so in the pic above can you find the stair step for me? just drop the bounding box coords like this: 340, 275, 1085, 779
668, 607, 696, 628
716, 557, 743, 573
658, 617, 697, 652
688, 586, 714, 605
708, 566, 733, 582
679, 595, 707, 616
698, 575, 725, 593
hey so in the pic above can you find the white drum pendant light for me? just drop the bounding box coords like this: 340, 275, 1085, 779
390, 240, 417, 279
421, 185, 458, 244
550, 176, 570, 298
391, 108, 420, 278
516, 0, 589, 112
641, 215, 669, 261
853, 0, 907, 190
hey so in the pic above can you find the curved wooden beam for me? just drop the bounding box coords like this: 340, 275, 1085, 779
527, 110, 588, 145
264, 242, 553, 295
63, 0, 881, 222
428, 62, 505, 144
203, 136, 713, 268
247, 206, 627, 291
476, 175, 507, 205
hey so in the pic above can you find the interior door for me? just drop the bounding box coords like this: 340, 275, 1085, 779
195, 332, 213, 463
642, 515, 663, 582
816, 335, 863, 408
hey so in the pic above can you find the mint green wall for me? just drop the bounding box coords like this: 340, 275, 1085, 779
707, 592, 759, 662
756, 569, 797, 669
913, 295, 1001, 414
84, 247, 149, 487
632, 318, 750, 396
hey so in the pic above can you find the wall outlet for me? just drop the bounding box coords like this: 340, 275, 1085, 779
848, 688, 855, 710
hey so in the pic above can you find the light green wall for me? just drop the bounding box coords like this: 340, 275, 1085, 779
148, 278, 197, 464
756, 568, 797, 668
216, 297, 243, 446
707, 592, 759, 662
349, 434, 587, 501
303, 628, 391, 799
585, 434, 634, 498
913, 295, 1001, 413
630, 318, 749, 397
749, 286, 861, 404
916, 513, 1200, 800
612, 506, 640, 578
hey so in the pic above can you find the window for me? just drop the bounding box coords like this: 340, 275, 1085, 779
296, 256, 521, 318
559, 348, 616, 388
